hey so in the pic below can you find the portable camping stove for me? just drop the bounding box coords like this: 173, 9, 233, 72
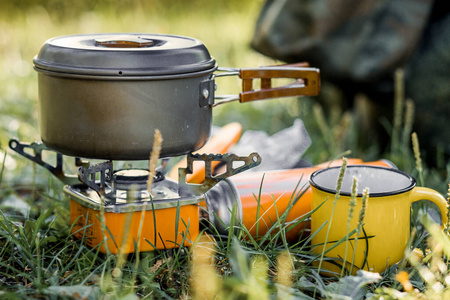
9, 139, 261, 253
8, 33, 322, 255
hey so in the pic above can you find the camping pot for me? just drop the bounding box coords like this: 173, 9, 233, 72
33, 33, 320, 160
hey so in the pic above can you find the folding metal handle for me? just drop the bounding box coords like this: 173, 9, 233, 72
214, 62, 320, 106
8, 139, 88, 185
240, 64, 320, 102
178, 152, 262, 197
78, 161, 113, 195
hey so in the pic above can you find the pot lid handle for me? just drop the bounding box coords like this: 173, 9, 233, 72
95, 37, 154, 48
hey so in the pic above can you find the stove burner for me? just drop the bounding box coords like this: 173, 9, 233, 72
107, 169, 178, 202
113, 169, 150, 191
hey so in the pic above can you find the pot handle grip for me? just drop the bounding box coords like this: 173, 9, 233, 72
239, 63, 320, 103
213, 63, 320, 106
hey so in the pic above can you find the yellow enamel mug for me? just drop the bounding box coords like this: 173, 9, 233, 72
310, 165, 448, 275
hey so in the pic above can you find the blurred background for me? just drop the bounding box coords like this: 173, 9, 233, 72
0, 0, 326, 184
1, 0, 445, 192
0, 3, 448, 297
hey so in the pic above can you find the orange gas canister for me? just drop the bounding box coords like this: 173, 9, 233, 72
204, 159, 395, 241
66, 180, 203, 254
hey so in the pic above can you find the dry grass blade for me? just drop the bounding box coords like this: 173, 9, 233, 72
147, 129, 163, 195
349, 187, 369, 275
401, 99, 415, 152
446, 180, 450, 233
132, 129, 163, 289
412, 132, 424, 186
277, 251, 293, 287
190, 234, 220, 299
392, 68, 404, 154
315, 157, 347, 289
340, 176, 357, 277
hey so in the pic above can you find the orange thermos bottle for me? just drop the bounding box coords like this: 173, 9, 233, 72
203, 159, 395, 241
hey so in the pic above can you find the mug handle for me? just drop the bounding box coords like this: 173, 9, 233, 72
411, 187, 448, 226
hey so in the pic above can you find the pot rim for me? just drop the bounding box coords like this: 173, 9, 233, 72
34, 64, 218, 80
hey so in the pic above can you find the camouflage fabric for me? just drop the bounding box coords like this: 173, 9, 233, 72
405, 8, 450, 160
251, 0, 450, 161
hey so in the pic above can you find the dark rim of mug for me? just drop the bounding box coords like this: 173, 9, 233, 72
309, 165, 417, 197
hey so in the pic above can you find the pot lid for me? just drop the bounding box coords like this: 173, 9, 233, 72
33, 33, 217, 77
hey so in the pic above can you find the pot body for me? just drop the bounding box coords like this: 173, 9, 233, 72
34, 34, 321, 160
38, 70, 214, 160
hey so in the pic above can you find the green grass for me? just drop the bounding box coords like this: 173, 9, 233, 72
2, 1, 450, 299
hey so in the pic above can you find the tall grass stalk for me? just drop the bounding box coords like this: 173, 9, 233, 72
407, 220, 447, 295
325, 150, 352, 168
113, 187, 136, 291
0, 150, 6, 188
255, 174, 265, 238
249, 174, 306, 246
313, 103, 336, 154
132, 129, 163, 288
98, 194, 112, 293
190, 234, 220, 299
251, 255, 270, 299
277, 250, 293, 299
381, 217, 450, 298
146, 129, 163, 194
35, 233, 42, 286
277, 251, 293, 286
401, 99, 415, 154
446, 180, 450, 233
226, 202, 239, 252
412, 132, 424, 186
429, 237, 446, 281
391, 69, 404, 154
257, 177, 309, 249
349, 187, 369, 275
315, 158, 347, 286
340, 176, 358, 277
